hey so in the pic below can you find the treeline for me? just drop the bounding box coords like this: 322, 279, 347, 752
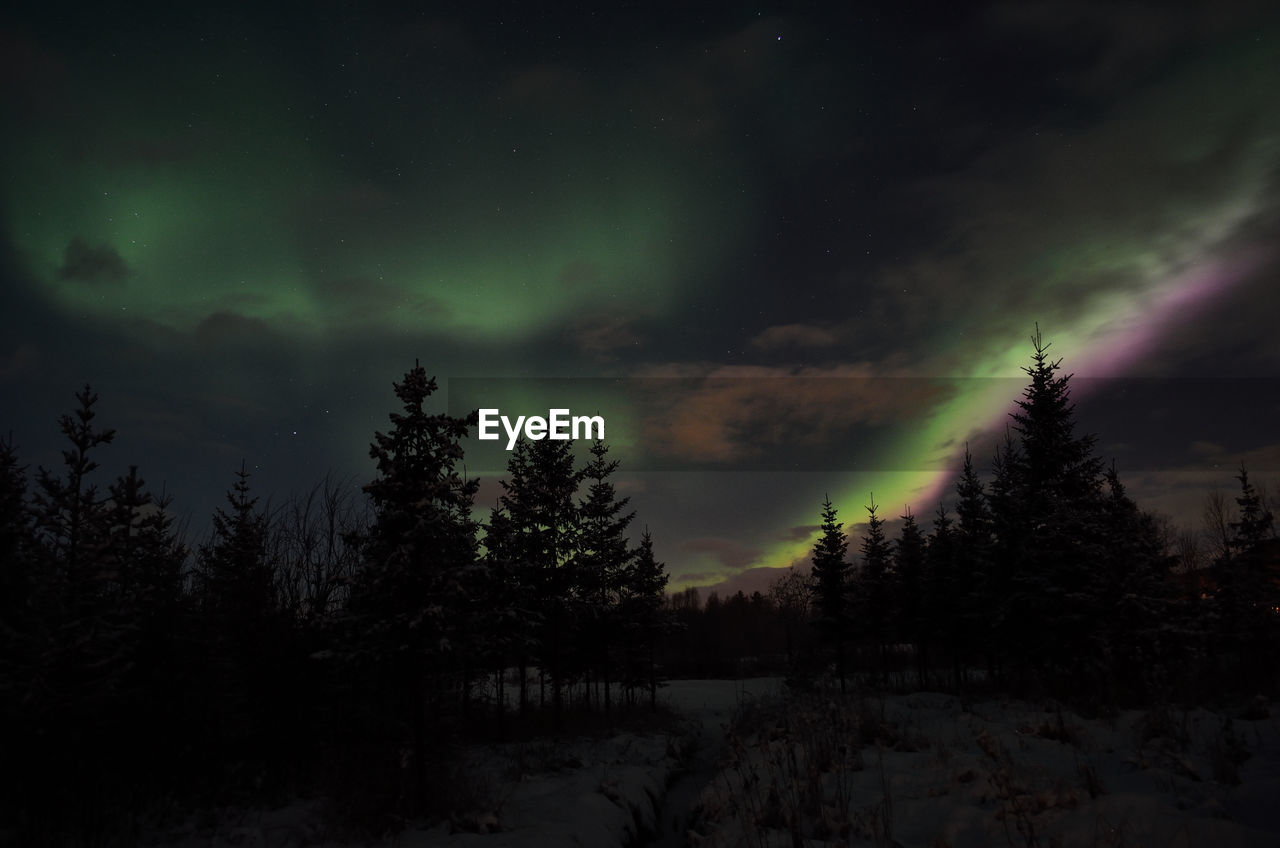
659, 572, 814, 679
651, 332, 1278, 704
804, 331, 1279, 702
0, 362, 669, 845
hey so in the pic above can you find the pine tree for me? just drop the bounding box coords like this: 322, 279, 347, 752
1098, 463, 1174, 697
195, 463, 275, 621
894, 508, 927, 686
986, 429, 1027, 678
926, 503, 965, 691
191, 463, 283, 769
954, 446, 995, 678
809, 495, 851, 691
29, 386, 126, 720
990, 330, 1111, 688
622, 528, 669, 709
0, 436, 37, 733
498, 435, 583, 715
1216, 464, 1278, 681
480, 503, 529, 721
348, 361, 481, 808
857, 495, 893, 684
575, 439, 635, 712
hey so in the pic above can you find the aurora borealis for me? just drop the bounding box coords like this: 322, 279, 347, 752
3, 2, 1279, 592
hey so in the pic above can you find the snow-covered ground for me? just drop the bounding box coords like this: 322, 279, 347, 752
148, 682, 1280, 847
394, 678, 784, 847
147, 679, 776, 847
689, 690, 1280, 847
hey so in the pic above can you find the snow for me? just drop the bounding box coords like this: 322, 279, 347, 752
688, 690, 1280, 847
396, 679, 784, 847
147, 681, 1280, 847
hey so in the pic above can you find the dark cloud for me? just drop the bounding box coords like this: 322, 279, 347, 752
778, 524, 820, 543
0, 344, 39, 382
56, 238, 128, 284
192, 311, 277, 347
679, 536, 762, 573
634, 365, 953, 466
750, 323, 840, 351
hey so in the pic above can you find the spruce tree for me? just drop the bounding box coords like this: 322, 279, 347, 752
498, 435, 583, 715
349, 361, 480, 808
857, 495, 893, 684
195, 463, 275, 622
30, 386, 125, 720
926, 503, 965, 691
983, 328, 1125, 693
1098, 463, 1174, 697
622, 528, 669, 709
1217, 464, 1278, 681
192, 463, 283, 771
0, 436, 37, 744
480, 503, 528, 720
894, 508, 927, 686
954, 446, 995, 678
809, 495, 851, 691
575, 439, 635, 712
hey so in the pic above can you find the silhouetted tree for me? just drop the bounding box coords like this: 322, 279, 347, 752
574, 439, 634, 712
894, 508, 927, 686
498, 436, 583, 715
29, 386, 126, 723
347, 361, 480, 810
926, 503, 965, 691
1097, 463, 1175, 698
621, 528, 669, 708
0, 435, 36, 711
856, 495, 893, 684
1214, 464, 1278, 682
809, 495, 852, 691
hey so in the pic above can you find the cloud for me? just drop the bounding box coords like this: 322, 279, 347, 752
56, 238, 128, 284
778, 523, 820, 542
679, 536, 763, 572
193, 311, 277, 347
686, 563, 798, 598
848, 23, 1280, 373
750, 323, 840, 351
633, 363, 953, 464
573, 312, 643, 357
0, 344, 39, 382
311, 277, 452, 328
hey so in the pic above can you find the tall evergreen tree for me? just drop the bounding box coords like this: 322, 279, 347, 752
621, 528, 669, 709
926, 503, 965, 691
893, 508, 927, 686
954, 446, 995, 677
575, 439, 635, 711
348, 361, 481, 809
857, 495, 893, 684
195, 463, 275, 621
29, 386, 125, 719
498, 436, 583, 715
809, 495, 851, 691
0, 436, 37, 748
1215, 464, 1278, 681
1011, 329, 1107, 680
480, 503, 530, 720
191, 464, 285, 773
1098, 463, 1174, 697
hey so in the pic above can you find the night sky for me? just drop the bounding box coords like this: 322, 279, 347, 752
3, 2, 1278, 592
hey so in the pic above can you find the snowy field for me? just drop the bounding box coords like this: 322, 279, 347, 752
150, 681, 1280, 847
689, 690, 1280, 847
